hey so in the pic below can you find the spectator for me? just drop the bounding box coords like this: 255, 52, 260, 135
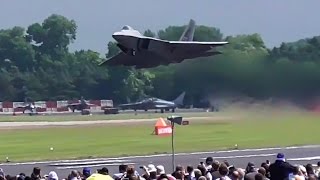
155, 165, 175, 180
48, 171, 59, 180
185, 166, 194, 180
216, 164, 231, 180
245, 163, 256, 174
257, 167, 269, 180
69, 170, 81, 180
236, 168, 245, 180
269, 153, 295, 180
113, 165, 127, 180
193, 169, 202, 180
82, 168, 91, 180
30, 167, 41, 180
97, 168, 109, 176
305, 164, 315, 176
315, 162, 320, 177
230, 171, 240, 180
260, 163, 270, 179
211, 160, 221, 180
288, 166, 304, 180
205, 157, 214, 170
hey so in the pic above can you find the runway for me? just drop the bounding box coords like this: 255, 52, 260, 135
1, 145, 320, 178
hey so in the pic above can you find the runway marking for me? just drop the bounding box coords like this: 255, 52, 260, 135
288, 156, 320, 161
50, 159, 129, 166
56, 163, 136, 170
200, 153, 276, 160
1, 145, 320, 166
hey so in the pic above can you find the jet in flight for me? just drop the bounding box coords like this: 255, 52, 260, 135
99, 19, 229, 69
66, 97, 96, 112
118, 92, 185, 113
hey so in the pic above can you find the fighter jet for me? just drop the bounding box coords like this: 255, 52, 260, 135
99, 19, 229, 69
66, 97, 96, 112
118, 92, 185, 113
16, 98, 39, 115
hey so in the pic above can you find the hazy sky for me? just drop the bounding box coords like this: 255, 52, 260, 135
1, 0, 320, 55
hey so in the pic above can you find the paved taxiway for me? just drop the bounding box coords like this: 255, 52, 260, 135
1, 145, 320, 178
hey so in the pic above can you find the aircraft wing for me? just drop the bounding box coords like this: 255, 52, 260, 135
167, 41, 229, 52
67, 103, 80, 106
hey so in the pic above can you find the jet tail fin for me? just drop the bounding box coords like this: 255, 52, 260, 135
179, 19, 196, 41
173, 92, 186, 106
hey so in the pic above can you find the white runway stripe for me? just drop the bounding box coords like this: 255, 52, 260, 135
56, 163, 136, 170
200, 153, 276, 160
50, 159, 129, 166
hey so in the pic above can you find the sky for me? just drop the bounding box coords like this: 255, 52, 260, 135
1, 0, 320, 55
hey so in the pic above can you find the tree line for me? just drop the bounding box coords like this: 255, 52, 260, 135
1, 14, 320, 107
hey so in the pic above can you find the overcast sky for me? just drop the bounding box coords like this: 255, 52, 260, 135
1, 0, 320, 55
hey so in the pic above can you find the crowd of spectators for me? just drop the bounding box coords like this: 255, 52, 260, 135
1, 153, 320, 180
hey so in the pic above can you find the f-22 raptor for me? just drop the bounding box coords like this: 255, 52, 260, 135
66, 97, 96, 112
118, 92, 185, 113
99, 19, 229, 69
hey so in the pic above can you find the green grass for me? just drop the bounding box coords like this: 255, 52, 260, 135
1, 112, 319, 162
0, 112, 215, 122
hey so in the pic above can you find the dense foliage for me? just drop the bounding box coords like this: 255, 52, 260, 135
1, 14, 320, 106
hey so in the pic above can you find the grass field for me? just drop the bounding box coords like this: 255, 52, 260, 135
0, 111, 216, 122
0, 110, 319, 162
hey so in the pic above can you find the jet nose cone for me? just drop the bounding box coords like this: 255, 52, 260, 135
112, 32, 122, 39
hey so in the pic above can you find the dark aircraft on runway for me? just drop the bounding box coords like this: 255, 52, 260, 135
66, 97, 96, 112
16, 98, 39, 115
118, 92, 185, 113
99, 19, 229, 69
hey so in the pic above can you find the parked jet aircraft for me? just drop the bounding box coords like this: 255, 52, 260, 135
99, 19, 229, 69
66, 97, 96, 112
118, 92, 185, 113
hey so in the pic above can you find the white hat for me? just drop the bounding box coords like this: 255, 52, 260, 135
156, 165, 165, 174
148, 164, 157, 172
48, 171, 59, 180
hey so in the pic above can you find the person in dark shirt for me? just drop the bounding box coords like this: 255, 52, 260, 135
269, 153, 295, 180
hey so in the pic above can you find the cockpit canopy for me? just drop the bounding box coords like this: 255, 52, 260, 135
122, 25, 134, 30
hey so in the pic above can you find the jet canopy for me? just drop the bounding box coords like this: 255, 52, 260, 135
122, 25, 134, 30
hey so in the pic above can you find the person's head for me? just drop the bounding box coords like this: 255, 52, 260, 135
205, 157, 213, 166
254, 173, 263, 180
156, 165, 165, 175
198, 176, 206, 180
48, 171, 58, 180
317, 161, 320, 167
257, 167, 266, 176
276, 153, 285, 162
212, 160, 220, 171
305, 164, 314, 175
71, 170, 79, 178
218, 164, 229, 176
175, 165, 183, 172
119, 165, 128, 173
97, 167, 109, 175
173, 171, 184, 180
245, 162, 255, 174
231, 171, 240, 180
186, 165, 194, 173
292, 166, 300, 175
126, 165, 135, 176
193, 169, 202, 179
32, 167, 41, 176
82, 167, 91, 178
236, 168, 245, 180
196, 165, 206, 176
